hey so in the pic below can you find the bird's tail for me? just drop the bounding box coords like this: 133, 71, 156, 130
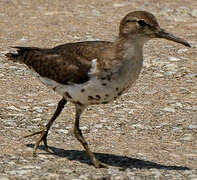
5, 47, 41, 64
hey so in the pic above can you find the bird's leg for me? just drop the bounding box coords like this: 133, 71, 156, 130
74, 104, 108, 168
24, 98, 67, 156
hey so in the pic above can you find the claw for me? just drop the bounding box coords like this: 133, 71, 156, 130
24, 126, 50, 156
24, 129, 45, 138
23, 98, 67, 157
93, 159, 109, 168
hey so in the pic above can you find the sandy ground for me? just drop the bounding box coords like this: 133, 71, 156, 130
0, 0, 196, 179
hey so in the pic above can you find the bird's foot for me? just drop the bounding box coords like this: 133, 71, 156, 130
24, 126, 53, 156
93, 159, 109, 168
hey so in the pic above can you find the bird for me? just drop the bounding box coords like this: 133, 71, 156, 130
5, 11, 191, 168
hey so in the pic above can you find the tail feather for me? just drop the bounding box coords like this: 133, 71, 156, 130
5, 46, 41, 63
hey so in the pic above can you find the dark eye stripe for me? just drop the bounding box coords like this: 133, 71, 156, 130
125, 19, 135, 24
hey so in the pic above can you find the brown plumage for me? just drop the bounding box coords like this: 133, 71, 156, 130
5, 11, 190, 168
6, 41, 112, 84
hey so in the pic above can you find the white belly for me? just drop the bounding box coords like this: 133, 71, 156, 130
39, 64, 141, 106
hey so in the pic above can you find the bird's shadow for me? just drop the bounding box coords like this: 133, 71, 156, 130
26, 144, 190, 170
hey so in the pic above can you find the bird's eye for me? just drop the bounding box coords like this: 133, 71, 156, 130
137, 20, 147, 27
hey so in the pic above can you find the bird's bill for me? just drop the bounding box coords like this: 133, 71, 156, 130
157, 29, 191, 47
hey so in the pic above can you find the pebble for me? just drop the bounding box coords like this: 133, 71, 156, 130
172, 127, 182, 132
57, 129, 69, 134
161, 107, 176, 113
188, 124, 197, 129
131, 123, 145, 129
186, 73, 197, 78
80, 126, 88, 131
32, 118, 42, 121
184, 153, 196, 158
113, 3, 126, 7
165, 64, 178, 72
145, 90, 157, 95
181, 134, 193, 141
106, 126, 112, 130
46, 173, 60, 179
175, 102, 183, 108
0, 178, 10, 180
92, 9, 101, 16
169, 56, 181, 62
128, 109, 136, 114
191, 9, 197, 17
6, 106, 21, 112
19, 106, 30, 110
47, 103, 57, 107
177, 48, 188, 54
153, 72, 164, 78
26, 99, 34, 103
0, 73, 4, 78
94, 124, 103, 129
184, 106, 197, 112
8, 169, 32, 175
59, 168, 73, 174
25, 93, 38, 97
33, 107, 43, 113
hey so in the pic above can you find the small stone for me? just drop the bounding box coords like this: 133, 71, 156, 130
92, 9, 101, 16
8, 169, 32, 175
47, 103, 57, 107
59, 168, 73, 173
153, 72, 164, 77
145, 90, 157, 95
57, 129, 69, 134
26, 99, 34, 103
80, 126, 88, 131
100, 118, 107, 123
169, 56, 181, 62
6, 106, 21, 112
25, 93, 37, 97
33, 107, 43, 113
20, 106, 30, 110
184, 106, 197, 111
162, 107, 176, 113
94, 124, 103, 129
181, 134, 193, 141
0, 177, 10, 180
188, 124, 197, 129
175, 102, 183, 108
177, 48, 188, 54
47, 173, 59, 179
186, 73, 197, 78
165, 64, 177, 71
0, 73, 4, 78
131, 123, 144, 129
184, 153, 197, 158
191, 9, 197, 17
32, 118, 42, 121
172, 127, 182, 132
79, 175, 89, 180
113, 3, 126, 7
106, 126, 112, 130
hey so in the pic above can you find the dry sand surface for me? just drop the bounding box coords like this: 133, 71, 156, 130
0, 0, 197, 179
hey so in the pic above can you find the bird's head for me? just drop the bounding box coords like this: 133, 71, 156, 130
119, 11, 191, 47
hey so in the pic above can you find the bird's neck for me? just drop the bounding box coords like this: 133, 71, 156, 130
113, 37, 144, 63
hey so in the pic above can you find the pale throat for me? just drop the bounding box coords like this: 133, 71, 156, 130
106, 38, 144, 86
115, 38, 144, 71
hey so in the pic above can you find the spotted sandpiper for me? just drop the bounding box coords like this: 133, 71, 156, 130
6, 11, 191, 168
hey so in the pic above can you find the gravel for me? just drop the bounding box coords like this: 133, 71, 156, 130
0, 0, 196, 179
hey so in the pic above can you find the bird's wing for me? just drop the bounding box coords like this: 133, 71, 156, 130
6, 41, 112, 84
